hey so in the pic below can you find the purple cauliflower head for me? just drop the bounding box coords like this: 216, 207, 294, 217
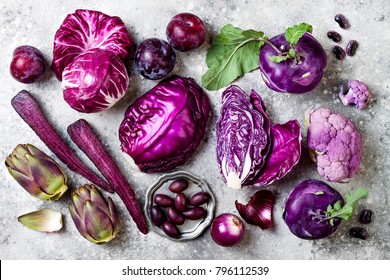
307, 107, 362, 182
339, 80, 372, 109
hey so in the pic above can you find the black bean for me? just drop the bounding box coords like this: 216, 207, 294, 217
359, 209, 373, 224
332, 46, 346, 60
346, 40, 359, 56
168, 178, 189, 193
327, 31, 342, 42
154, 194, 173, 207
161, 221, 181, 238
349, 227, 368, 240
335, 14, 350, 29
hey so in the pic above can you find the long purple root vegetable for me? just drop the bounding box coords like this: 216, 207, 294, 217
67, 119, 148, 234
11, 90, 114, 193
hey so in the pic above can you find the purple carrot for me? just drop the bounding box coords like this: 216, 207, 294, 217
67, 119, 148, 234
11, 90, 113, 193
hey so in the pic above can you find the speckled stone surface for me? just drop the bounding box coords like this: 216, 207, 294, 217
0, 0, 389, 260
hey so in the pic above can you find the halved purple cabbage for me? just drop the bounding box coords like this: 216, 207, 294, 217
118, 75, 211, 173
216, 85, 301, 189
62, 48, 129, 113
259, 33, 327, 94
216, 86, 271, 189
253, 120, 302, 187
52, 9, 132, 80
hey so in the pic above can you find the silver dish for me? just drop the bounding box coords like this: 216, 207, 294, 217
145, 170, 216, 241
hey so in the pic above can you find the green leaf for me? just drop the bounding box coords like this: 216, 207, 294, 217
326, 188, 369, 222
268, 55, 289, 63
285, 23, 313, 46
288, 48, 296, 57
202, 24, 266, 91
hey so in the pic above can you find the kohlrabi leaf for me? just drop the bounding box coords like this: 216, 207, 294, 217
268, 55, 290, 63
285, 23, 313, 46
326, 188, 368, 223
202, 24, 266, 91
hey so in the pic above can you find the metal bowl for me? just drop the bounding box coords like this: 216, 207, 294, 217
145, 171, 216, 241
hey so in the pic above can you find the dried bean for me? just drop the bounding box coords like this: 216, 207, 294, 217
327, 31, 342, 42
346, 40, 359, 56
349, 227, 368, 240
359, 209, 373, 224
332, 46, 346, 60
335, 14, 350, 29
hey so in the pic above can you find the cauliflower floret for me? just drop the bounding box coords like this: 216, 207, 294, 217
339, 80, 372, 109
307, 107, 363, 182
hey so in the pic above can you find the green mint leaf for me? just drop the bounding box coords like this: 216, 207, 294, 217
288, 48, 296, 57
268, 55, 289, 63
326, 188, 368, 222
285, 23, 313, 46
202, 24, 266, 91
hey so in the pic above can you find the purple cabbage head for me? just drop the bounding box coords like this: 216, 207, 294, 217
283, 179, 344, 240
216, 86, 271, 189
259, 33, 327, 94
62, 48, 129, 113
253, 120, 302, 187
52, 9, 132, 81
118, 75, 211, 173
216, 85, 302, 189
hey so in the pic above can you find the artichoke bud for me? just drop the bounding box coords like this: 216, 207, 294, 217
5, 144, 68, 201
69, 184, 120, 244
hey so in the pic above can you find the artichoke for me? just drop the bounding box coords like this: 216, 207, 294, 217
5, 144, 68, 200
69, 184, 120, 244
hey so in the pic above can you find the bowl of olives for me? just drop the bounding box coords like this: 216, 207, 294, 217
145, 171, 215, 241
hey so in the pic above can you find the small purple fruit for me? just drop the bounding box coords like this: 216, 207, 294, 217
183, 207, 206, 220
174, 193, 187, 212
161, 221, 181, 238
167, 207, 185, 225
150, 205, 166, 226
154, 194, 173, 207
169, 178, 189, 193
10, 45, 46, 83
189, 192, 209, 206
166, 13, 206, 52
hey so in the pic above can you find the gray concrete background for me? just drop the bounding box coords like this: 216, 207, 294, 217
0, 0, 389, 259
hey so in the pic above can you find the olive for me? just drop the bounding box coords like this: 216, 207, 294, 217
189, 192, 209, 206
335, 14, 350, 29
168, 178, 189, 193
167, 207, 185, 225
183, 207, 206, 220
332, 46, 346, 60
327, 31, 342, 42
161, 221, 181, 238
346, 40, 359, 56
174, 193, 187, 212
359, 209, 373, 224
349, 227, 368, 240
154, 194, 173, 207
150, 206, 166, 226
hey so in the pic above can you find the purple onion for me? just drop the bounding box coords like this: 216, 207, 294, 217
210, 213, 245, 247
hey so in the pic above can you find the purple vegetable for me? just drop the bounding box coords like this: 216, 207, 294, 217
283, 179, 344, 240
284, 180, 368, 240
339, 80, 371, 110
119, 75, 211, 173
11, 90, 113, 193
167, 207, 185, 225
174, 193, 187, 212
189, 192, 209, 206
168, 178, 189, 193
210, 213, 245, 247
150, 206, 166, 226
259, 33, 327, 93
52, 9, 132, 80
161, 221, 181, 238
216, 85, 271, 189
235, 190, 275, 229
307, 107, 363, 182
67, 119, 148, 234
62, 48, 129, 113
252, 120, 302, 187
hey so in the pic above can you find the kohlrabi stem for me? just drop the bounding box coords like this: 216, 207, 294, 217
255, 38, 283, 54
